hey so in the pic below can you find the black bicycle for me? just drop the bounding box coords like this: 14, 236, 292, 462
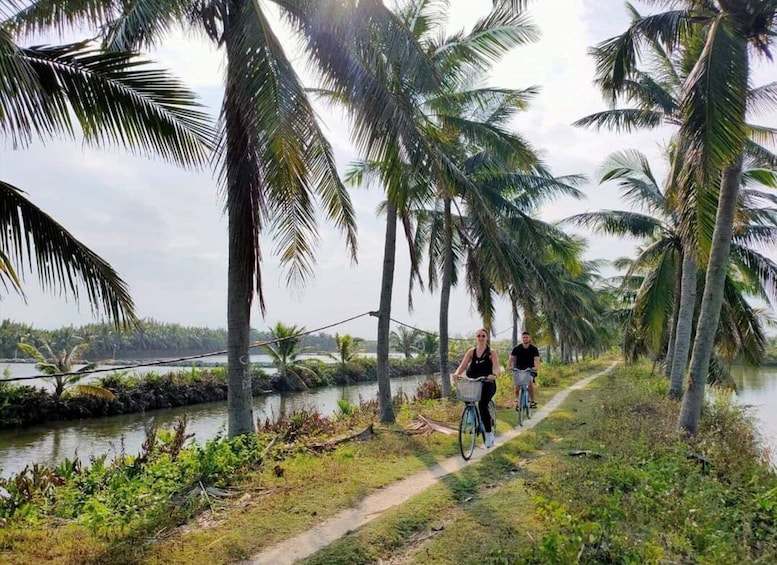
456, 377, 497, 460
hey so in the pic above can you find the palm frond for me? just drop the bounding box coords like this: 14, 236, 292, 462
0, 180, 136, 327
747, 81, 777, 117
573, 108, 665, 132
679, 14, 748, 183
216, 0, 357, 300
20, 41, 213, 166
564, 210, 663, 239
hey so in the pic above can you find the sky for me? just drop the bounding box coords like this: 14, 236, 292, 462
1, 0, 775, 341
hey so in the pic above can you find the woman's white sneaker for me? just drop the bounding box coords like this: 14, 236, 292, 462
485, 432, 495, 448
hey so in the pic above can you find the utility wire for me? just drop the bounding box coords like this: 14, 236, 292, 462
0, 311, 374, 383
0, 311, 512, 384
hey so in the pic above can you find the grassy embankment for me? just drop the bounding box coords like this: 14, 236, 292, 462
2, 358, 775, 564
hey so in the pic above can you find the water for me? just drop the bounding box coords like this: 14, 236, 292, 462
731, 366, 777, 465
0, 373, 434, 477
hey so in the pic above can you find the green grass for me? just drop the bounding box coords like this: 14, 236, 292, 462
19, 357, 770, 565
302, 364, 777, 565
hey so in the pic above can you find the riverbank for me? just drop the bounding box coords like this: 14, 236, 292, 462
2, 359, 775, 564
0, 356, 433, 429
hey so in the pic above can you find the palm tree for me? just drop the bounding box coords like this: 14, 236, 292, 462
416, 332, 439, 370
1, 10, 213, 325
263, 322, 311, 392
568, 149, 777, 391
17, 338, 113, 400
325, 333, 363, 382
586, 1, 777, 433
584, 0, 777, 433
12, 0, 448, 436
362, 0, 567, 400
389, 327, 420, 359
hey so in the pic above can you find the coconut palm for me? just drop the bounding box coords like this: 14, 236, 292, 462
1, 7, 213, 325
416, 332, 439, 370
568, 149, 777, 392
17, 338, 113, 400
12, 0, 447, 436
584, 1, 777, 432
325, 333, 363, 382
263, 322, 311, 392
343, 0, 541, 415
389, 327, 420, 359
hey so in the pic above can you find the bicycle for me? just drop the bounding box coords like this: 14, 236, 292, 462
512, 368, 535, 426
455, 377, 497, 460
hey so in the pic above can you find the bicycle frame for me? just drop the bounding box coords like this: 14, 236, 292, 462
512, 369, 534, 426
457, 377, 496, 459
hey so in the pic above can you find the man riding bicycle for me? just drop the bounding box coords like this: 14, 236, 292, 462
507, 331, 540, 410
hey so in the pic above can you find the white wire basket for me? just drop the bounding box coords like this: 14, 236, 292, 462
457, 379, 483, 402
512, 369, 533, 386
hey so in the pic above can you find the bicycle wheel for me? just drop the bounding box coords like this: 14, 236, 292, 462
487, 400, 497, 435
517, 389, 525, 426
459, 405, 478, 460
523, 394, 531, 422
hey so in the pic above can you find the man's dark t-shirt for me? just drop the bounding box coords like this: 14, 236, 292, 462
511, 344, 539, 370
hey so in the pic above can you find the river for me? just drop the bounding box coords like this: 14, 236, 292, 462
731, 365, 777, 466
0, 372, 433, 478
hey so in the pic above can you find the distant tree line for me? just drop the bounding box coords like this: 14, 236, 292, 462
0, 319, 379, 361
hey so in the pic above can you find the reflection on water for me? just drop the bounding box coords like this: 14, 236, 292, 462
731, 366, 777, 466
0, 374, 434, 477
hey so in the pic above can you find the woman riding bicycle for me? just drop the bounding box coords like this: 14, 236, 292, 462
452, 328, 501, 448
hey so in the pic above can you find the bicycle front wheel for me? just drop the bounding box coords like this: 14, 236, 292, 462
459, 404, 478, 460
487, 400, 497, 435
517, 388, 525, 426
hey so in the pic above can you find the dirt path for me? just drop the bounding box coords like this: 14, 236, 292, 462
242, 363, 617, 565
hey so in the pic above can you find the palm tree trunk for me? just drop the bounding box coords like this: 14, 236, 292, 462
376, 201, 397, 423
664, 253, 683, 379
679, 163, 742, 433
224, 22, 254, 438
669, 248, 697, 399
439, 197, 453, 398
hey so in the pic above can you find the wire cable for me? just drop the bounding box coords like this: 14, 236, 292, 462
0, 311, 374, 383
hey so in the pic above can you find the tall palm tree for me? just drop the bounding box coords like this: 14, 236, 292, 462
568, 149, 777, 392
586, 0, 777, 433
1, 9, 213, 325
344, 0, 540, 414
13, 0, 444, 436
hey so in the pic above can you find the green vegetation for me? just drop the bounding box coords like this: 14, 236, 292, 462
0, 356, 435, 429
2, 360, 774, 564
304, 364, 777, 565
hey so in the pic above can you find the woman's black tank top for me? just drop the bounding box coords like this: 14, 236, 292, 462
467, 346, 492, 377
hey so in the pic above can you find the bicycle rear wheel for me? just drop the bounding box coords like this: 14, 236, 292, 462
526, 396, 534, 420
517, 389, 525, 426
459, 405, 477, 460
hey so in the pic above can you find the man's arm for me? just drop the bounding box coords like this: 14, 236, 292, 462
507, 354, 516, 371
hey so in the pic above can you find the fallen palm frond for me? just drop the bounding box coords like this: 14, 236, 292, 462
405, 415, 457, 436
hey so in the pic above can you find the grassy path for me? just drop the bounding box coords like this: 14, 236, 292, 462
244, 363, 618, 565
